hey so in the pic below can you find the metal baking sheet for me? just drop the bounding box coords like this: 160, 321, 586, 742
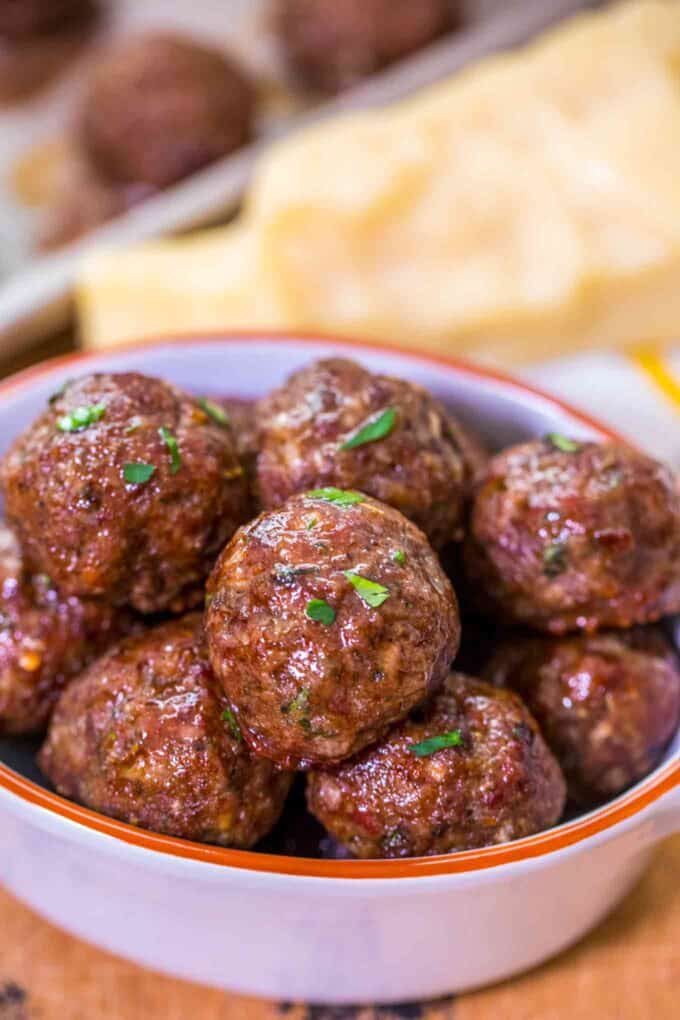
0, 0, 594, 355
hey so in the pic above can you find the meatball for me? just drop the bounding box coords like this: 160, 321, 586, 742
0, 522, 133, 736
275, 0, 455, 93
206, 491, 460, 769
39, 615, 293, 847
79, 33, 255, 190
307, 672, 566, 858
0, 373, 248, 613
485, 628, 680, 805
465, 437, 680, 634
256, 358, 484, 549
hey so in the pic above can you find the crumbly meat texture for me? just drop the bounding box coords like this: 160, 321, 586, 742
206, 491, 460, 769
275, 0, 455, 93
0, 372, 248, 613
79, 33, 254, 189
485, 628, 680, 804
0, 522, 134, 736
256, 358, 484, 549
306, 672, 566, 858
465, 438, 680, 633
38, 614, 293, 847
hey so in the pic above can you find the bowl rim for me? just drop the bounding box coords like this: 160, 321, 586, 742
0, 328, 677, 881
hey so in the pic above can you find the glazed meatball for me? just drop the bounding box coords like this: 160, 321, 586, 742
39, 615, 293, 847
0, 522, 133, 736
256, 358, 484, 549
275, 0, 455, 93
307, 672, 566, 858
485, 628, 680, 805
0, 373, 248, 613
206, 491, 460, 769
465, 437, 680, 633
79, 33, 254, 190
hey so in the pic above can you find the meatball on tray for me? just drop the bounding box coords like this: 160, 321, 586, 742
0, 334, 678, 1003
0, 0, 588, 351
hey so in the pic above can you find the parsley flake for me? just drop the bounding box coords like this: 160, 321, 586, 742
305, 487, 364, 507
221, 707, 242, 741
123, 462, 155, 484
340, 407, 396, 450
545, 433, 581, 453
392, 549, 406, 566
343, 570, 390, 608
57, 403, 106, 433
158, 426, 181, 474
543, 542, 567, 577
282, 687, 310, 717
198, 398, 230, 428
409, 730, 464, 758
306, 599, 336, 625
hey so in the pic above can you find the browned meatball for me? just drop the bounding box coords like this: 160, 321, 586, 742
0, 522, 133, 736
275, 0, 456, 93
485, 628, 680, 805
256, 358, 484, 549
307, 672, 566, 858
39, 615, 293, 847
79, 33, 255, 190
0, 373, 248, 613
465, 437, 680, 634
206, 491, 460, 769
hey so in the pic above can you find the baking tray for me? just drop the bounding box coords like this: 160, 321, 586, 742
0, 0, 594, 356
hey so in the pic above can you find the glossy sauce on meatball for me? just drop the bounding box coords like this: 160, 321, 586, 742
39, 614, 293, 847
485, 628, 680, 804
206, 491, 460, 769
307, 672, 566, 858
0, 373, 249, 613
465, 438, 680, 633
79, 33, 254, 190
0, 522, 133, 736
257, 358, 482, 549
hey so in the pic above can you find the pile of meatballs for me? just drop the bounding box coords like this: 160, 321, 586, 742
1, 356, 680, 859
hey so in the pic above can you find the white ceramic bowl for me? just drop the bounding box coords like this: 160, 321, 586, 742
0, 334, 678, 1005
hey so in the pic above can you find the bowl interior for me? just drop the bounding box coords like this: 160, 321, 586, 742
0, 334, 678, 859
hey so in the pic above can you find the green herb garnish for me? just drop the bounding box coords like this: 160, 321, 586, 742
198, 398, 230, 428
543, 542, 567, 577
123, 462, 155, 484
392, 549, 406, 566
305, 487, 365, 507
340, 407, 396, 450
282, 688, 310, 717
343, 570, 390, 608
409, 730, 464, 758
545, 433, 581, 453
306, 517, 318, 530
221, 707, 242, 741
306, 599, 336, 625
56, 403, 106, 433
48, 381, 69, 406
158, 426, 181, 474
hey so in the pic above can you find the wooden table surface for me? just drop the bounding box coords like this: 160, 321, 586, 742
0, 337, 678, 1020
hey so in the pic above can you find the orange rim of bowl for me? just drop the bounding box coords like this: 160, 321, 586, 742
0, 330, 677, 880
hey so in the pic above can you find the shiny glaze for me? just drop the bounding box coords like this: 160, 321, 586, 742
307, 672, 566, 858
39, 614, 293, 847
486, 628, 680, 805
206, 492, 460, 769
465, 439, 680, 633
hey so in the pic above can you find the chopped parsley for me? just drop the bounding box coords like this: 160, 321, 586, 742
56, 403, 106, 433
543, 542, 567, 577
198, 397, 230, 428
340, 407, 396, 450
48, 380, 69, 405
158, 426, 181, 474
221, 707, 242, 742
545, 433, 581, 453
282, 687, 310, 719
306, 598, 336, 625
392, 549, 407, 566
306, 517, 318, 530
409, 730, 464, 758
305, 487, 364, 507
343, 570, 390, 608
123, 461, 155, 484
